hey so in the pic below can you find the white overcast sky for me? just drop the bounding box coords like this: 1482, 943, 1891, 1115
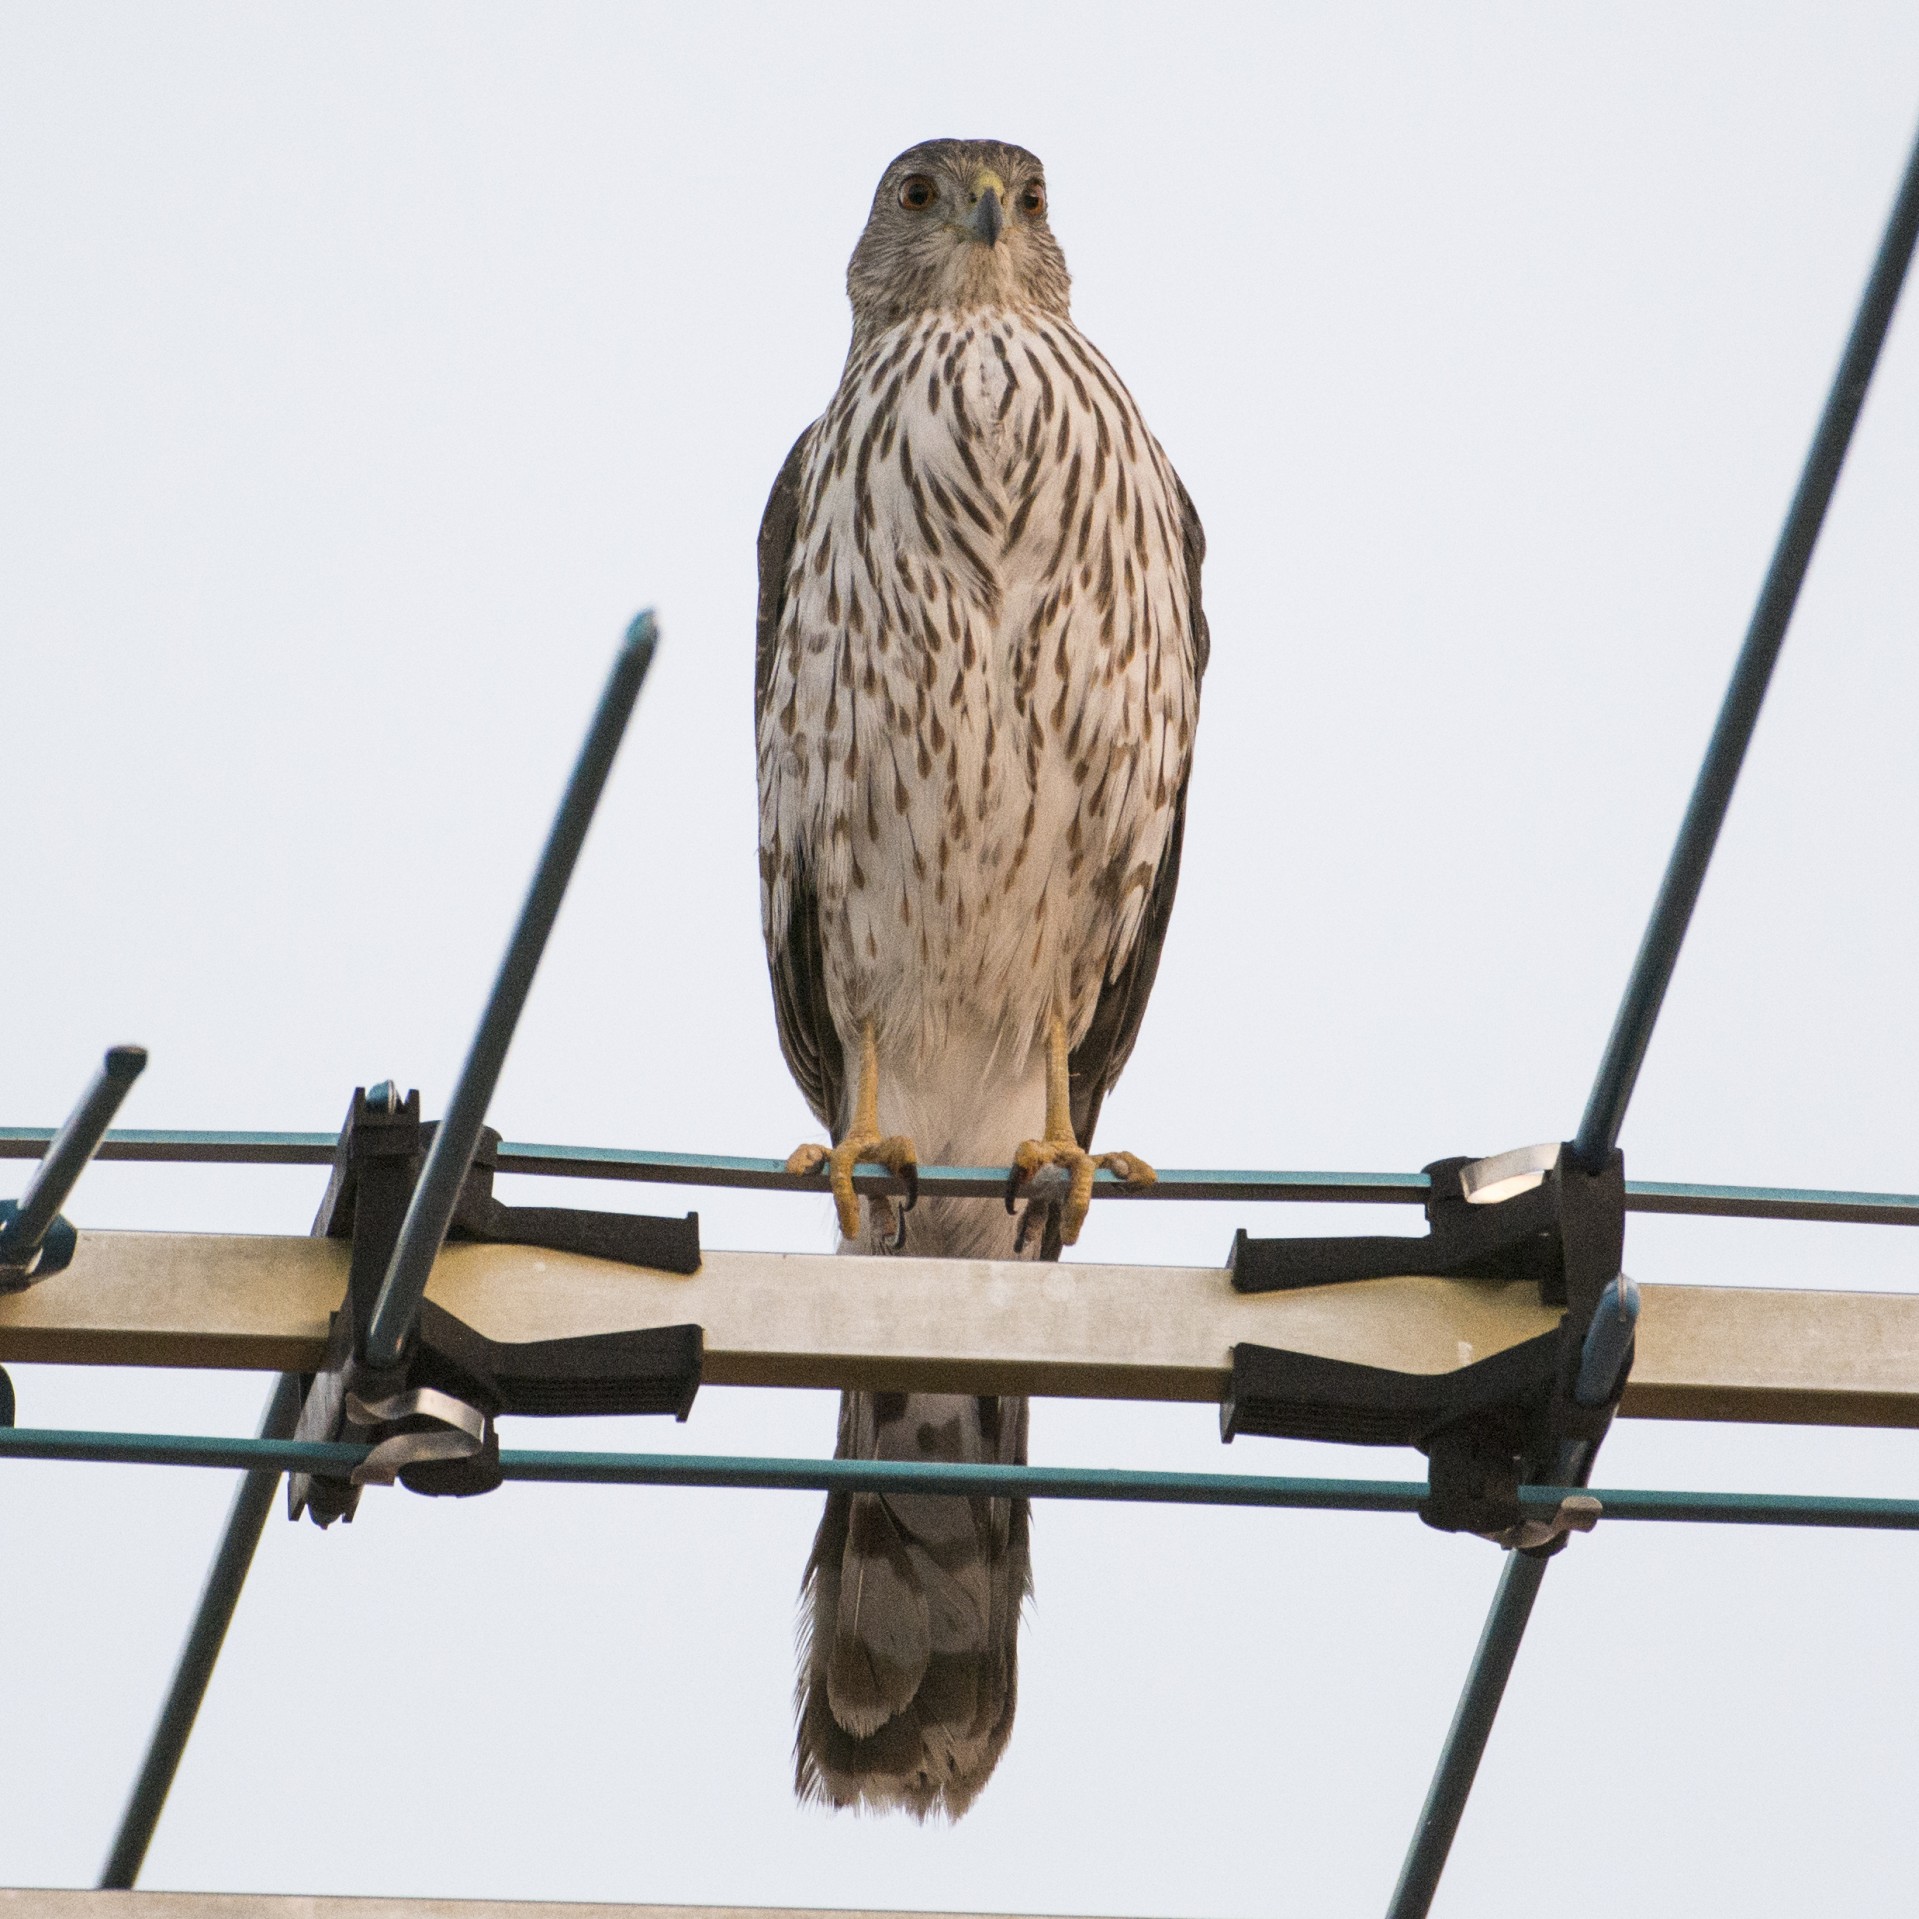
5, 6, 1919, 1916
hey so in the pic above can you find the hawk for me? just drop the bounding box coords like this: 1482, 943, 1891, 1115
755, 139, 1208, 1818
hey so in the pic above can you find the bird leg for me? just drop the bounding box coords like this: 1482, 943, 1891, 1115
785, 1021, 918, 1243
1004, 1013, 1156, 1248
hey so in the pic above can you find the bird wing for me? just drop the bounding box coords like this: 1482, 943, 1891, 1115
1068, 466, 1209, 1148
757, 422, 846, 1134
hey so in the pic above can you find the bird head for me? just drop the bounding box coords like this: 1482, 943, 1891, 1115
846, 139, 1071, 344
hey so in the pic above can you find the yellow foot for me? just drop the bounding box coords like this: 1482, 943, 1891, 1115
787, 1134, 919, 1241
1004, 1141, 1156, 1247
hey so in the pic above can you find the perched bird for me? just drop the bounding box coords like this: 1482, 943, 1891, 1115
755, 139, 1208, 1819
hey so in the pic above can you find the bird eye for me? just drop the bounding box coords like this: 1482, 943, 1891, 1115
1018, 181, 1046, 217
898, 175, 939, 212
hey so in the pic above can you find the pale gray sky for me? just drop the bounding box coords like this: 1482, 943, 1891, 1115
5, 6, 1919, 1915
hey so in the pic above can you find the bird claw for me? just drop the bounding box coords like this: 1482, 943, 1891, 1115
882, 1194, 912, 1251
1011, 1196, 1053, 1255
1003, 1162, 1030, 1216
1096, 1150, 1157, 1189
786, 1117, 917, 1241
1004, 1141, 1156, 1247
876, 1154, 920, 1250
809, 1132, 918, 1241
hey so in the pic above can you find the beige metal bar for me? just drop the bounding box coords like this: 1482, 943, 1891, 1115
0, 1230, 1914, 1427
2, 1896, 1076, 1919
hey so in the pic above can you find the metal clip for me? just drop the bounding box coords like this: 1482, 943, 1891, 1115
345, 1386, 488, 1486
1458, 1141, 1560, 1207
1484, 1493, 1603, 1552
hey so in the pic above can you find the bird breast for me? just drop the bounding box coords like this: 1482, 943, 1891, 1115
759, 306, 1200, 1073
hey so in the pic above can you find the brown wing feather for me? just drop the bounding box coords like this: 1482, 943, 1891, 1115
1069, 469, 1207, 1147
757, 424, 845, 1133
756, 425, 814, 710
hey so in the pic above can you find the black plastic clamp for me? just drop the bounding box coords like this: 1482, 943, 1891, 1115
1222, 1141, 1635, 1550
288, 1084, 704, 1527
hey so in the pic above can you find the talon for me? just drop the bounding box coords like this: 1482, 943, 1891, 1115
1064, 1149, 1098, 1247
1013, 1197, 1054, 1255
1096, 1151, 1157, 1190
1004, 1154, 1031, 1216
1008, 1014, 1158, 1249
869, 1133, 920, 1215
1003, 1137, 1097, 1244
1004, 1136, 1043, 1213
887, 1199, 910, 1251
786, 1022, 917, 1243
822, 1144, 864, 1239
821, 1130, 919, 1243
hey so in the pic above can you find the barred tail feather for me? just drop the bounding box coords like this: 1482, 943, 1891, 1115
796, 1385, 1031, 1819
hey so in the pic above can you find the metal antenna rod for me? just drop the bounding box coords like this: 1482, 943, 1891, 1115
1387, 113, 1919, 1919
101, 611, 657, 1882
1573, 114, 1919, 1176
0, 1045, 146, 1268
99, 1372, 303, 1889
363, 612, 657, 1369
1385, 1552, 1547, 1919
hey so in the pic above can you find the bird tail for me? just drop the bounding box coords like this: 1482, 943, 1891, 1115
795, 1380, 1031, 1819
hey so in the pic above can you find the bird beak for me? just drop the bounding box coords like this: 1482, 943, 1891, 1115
969, 171, 1006, 247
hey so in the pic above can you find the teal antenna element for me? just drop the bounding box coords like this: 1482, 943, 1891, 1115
362, 613, 658, 1371
0, 1044, 146, 1285
1388, 108, 1919, 1919
14, 1125, 1919, 1225
1573, 115, 1919, 1176
94, 613, 661, 1888
98, 1373, 304, 1890
1385, 1551, 1551, 1919
5, 1428, 1919, 1532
